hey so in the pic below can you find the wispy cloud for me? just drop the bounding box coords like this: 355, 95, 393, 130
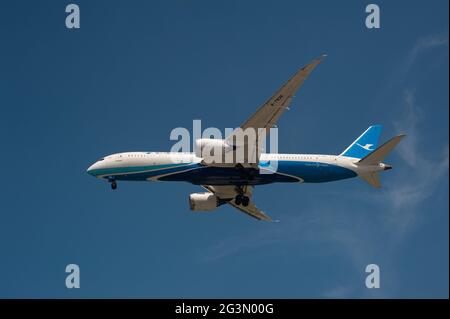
360, 89, 449, 238
390, 91, 448, 209
388, 33, 448, 89
406, 34, 449, 69
379, 32, 449, 236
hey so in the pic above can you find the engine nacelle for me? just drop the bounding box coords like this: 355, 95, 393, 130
189, 192, 219, 211
195, 138, 234, 164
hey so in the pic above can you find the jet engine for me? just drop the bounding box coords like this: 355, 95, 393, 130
189, 192, 219, 211
195, 138, 234, 164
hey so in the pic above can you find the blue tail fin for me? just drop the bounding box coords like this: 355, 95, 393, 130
340, 125, 383, 159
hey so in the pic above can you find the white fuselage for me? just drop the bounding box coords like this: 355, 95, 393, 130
87, 152, 386, 186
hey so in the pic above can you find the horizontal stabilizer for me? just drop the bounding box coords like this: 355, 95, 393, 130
359, 134, 406, 165
360, 172, 381, 188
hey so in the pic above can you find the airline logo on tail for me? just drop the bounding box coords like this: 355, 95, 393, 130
356, 143, 375, 151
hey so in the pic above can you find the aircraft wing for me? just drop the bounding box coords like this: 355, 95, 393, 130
202, 185, 274, 221
225, 55, 326, 165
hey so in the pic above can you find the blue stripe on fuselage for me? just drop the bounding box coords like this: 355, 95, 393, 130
89, 163, 198, 180
95, 160, 356, 185
276, 160, 356, 183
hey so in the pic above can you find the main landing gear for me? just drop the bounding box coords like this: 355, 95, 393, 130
235, 194, 250, 207
110, 180, 117, 190
234, 185, 250, 207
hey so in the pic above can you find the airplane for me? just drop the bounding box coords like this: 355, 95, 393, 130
87, 55, 405, 221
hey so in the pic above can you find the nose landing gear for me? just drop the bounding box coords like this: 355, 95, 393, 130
110, 180, 117, 190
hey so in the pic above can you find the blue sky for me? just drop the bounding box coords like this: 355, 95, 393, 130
0, 0, 448, 298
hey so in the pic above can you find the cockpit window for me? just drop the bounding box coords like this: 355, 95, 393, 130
98, 158, 104, 161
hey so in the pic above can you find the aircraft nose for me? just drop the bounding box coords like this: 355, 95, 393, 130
87, 163, 97, 176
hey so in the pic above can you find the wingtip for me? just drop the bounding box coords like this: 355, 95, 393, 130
313, 54, 327, 64
262, 216, 279, 223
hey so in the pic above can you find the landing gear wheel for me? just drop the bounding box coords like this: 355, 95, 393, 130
235, 195, 249, 206
111, 181, 117, 190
